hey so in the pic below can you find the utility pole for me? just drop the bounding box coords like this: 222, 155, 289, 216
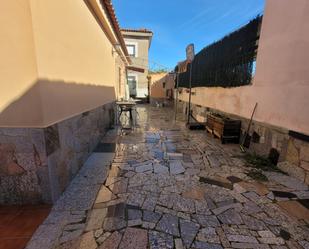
187, 62, 193, 124
186, 44, 195, 125
174, 70, 180, 121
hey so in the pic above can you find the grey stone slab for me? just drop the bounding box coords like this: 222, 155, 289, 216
135, 163, 153, 173
173, 196, 195, 213
258, 237, 285, 245
127, 192, 145, 207
154, 164, 169, 174
264, 172, 308, 191
169, 161, 185, 175
118, 227, 148, 249
142, 196, 157, 211
212, 203, 242, 215
227, 234, 259, 243
53, 183, 101, 211
103, 217, 126, 231
197, 227, 221, 244
180, 219, 200, 248
230, 242, 270, 248
143, 210, 161, 223
59, 229, 83, 244
242, 214, 266, 230
25, 224, 63, 249
128, 208, 142, 220
149, 230, 174, 249
193, 214, 220, 227
64, 223, 85, 231
84, 153, 115, 167
156, 213, 180, 236
217, 209, 243, 225
193, 241, 223, 249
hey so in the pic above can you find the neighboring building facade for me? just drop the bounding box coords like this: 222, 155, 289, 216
177, 0, 309, 184
0, 0, 130, 204
150, 72, 175, 105
121, 29, 153, 99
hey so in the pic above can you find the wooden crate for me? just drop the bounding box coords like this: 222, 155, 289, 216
206, 113, 241, 144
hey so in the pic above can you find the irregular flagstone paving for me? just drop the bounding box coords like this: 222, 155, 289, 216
26, 105, 309, 249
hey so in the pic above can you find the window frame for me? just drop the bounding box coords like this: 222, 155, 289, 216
125, 41, 138, 57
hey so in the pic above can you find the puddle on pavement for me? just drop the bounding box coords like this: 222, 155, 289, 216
272, 191, 297, 199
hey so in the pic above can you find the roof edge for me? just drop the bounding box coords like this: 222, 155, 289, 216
100, 0, 131, 63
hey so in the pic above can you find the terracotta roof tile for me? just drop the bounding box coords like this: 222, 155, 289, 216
100, 0, 129, 57
121, 28, 153, 34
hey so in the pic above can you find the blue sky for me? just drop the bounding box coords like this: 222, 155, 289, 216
113, 0, 265, 70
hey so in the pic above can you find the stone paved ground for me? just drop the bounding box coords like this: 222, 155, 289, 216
26, 105, 309, 249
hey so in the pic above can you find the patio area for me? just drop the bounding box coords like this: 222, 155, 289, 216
26, 105, 309, 249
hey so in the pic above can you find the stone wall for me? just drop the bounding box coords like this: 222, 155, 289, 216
177, 100, 309, 185
0, 102, 115, 204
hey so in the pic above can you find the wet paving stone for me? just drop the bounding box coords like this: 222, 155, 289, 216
119, 227, 148, 249
143, 210, 161, 223
193, 214, 220, 227
28, 106, 309, 249
217, 209, 243, 225
156, 213, 180, 236
193, 241, 223, 249
103, 217, 126, 231
169, 160, 185, 175
179, 219, 200, 248
173, 196, 195, 213
149, 230, 174, 249
127, 208, 142, 220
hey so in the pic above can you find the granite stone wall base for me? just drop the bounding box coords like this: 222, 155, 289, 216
177, 100, 309, 185
0, 102, 115, 205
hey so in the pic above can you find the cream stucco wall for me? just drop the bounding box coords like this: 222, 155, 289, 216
124, 36, 151, 97
0, 0, 127, 127
0, 0, 42, 126
30, 0, 122, 125
179, 0, 309, 134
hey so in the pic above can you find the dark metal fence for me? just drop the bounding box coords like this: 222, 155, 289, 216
176, 16, 263, 88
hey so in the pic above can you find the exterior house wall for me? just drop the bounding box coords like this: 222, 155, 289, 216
178, 0, 309, 184
0, 0, 41, 127
150, 73, 175, 105
127, 38, 149, 97
122, 30, 152, 98
29, 0, 122, 126
0, 0, 128, 204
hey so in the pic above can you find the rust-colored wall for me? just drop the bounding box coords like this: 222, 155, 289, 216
150, 73, 168, 98
179, 0, 309, 134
